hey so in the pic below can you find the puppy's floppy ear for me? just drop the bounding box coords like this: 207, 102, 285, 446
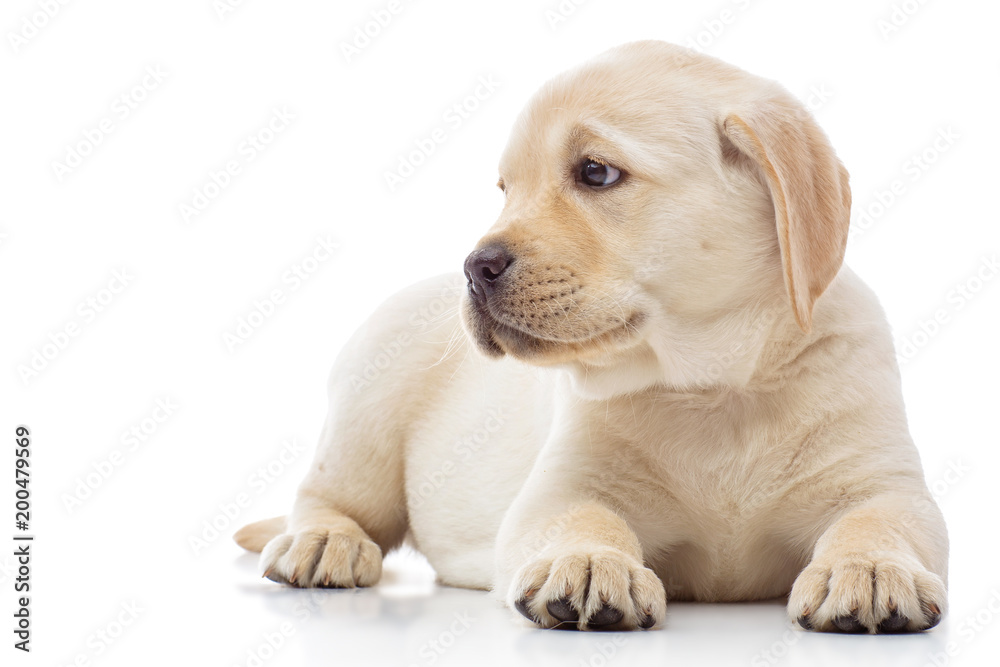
722, 94, 851, 333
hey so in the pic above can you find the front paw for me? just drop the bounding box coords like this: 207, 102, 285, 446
788, 552, 945, 633
259, 526, 382, 588
508, 549, 666, 630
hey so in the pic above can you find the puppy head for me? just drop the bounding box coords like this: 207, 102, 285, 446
461, 41, 851, 396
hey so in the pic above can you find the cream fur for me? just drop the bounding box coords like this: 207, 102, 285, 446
235, 41, 947, 634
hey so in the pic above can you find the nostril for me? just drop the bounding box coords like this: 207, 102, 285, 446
477, 249, 511, 282
464, 244, 513, 301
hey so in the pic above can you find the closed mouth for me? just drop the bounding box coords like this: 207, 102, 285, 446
467, 294, 644, 360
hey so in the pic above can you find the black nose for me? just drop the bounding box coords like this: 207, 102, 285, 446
464, 245, 512, 301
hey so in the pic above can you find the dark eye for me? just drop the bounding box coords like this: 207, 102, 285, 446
580, 160, 622, 187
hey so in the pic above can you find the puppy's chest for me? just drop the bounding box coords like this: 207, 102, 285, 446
664, 446, 785, 519
608, 406, 806, 528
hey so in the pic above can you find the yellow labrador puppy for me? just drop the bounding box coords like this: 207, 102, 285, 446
236, 40, 947, 634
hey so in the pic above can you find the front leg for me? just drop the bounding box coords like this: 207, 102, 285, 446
496, 498, 666, 631
789, 491, 948, 633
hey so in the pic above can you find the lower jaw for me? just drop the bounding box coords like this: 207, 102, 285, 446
485, 319, 643, 366
463, 297, 645, 363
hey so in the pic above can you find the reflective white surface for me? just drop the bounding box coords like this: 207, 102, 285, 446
34, 545, 991, 667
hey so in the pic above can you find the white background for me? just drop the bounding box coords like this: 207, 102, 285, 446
2, 0, 999, 665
